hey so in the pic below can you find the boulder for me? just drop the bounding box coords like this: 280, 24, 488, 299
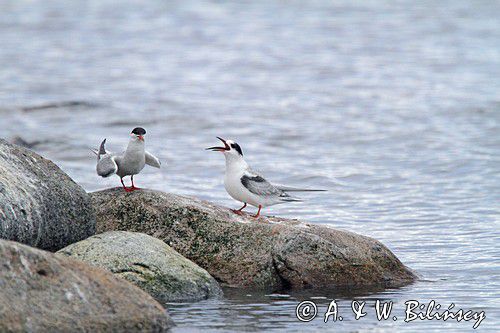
58, 231, 223, 303
0, 239, 173, 332
0, 139, 95, 251
91, 188, 416, 291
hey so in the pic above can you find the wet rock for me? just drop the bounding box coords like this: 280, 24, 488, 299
0, 239, 173, 332
91, 188, 416, 291
0, 139, 95, 251
58, 231, 223, 303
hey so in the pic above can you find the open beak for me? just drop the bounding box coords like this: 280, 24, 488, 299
206, 136, 230, 152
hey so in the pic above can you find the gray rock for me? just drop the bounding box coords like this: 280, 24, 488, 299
0, 139, 95, 251
91, 188, 416, 291
0, 239, 173, 332
58, 231, 223, 303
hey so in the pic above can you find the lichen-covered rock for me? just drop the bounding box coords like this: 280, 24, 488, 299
58, 231, 222, 303
91, 188, 416, 291
0, 139, 95, 251
0, 239, 173, 332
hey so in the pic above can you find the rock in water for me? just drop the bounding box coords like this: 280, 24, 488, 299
0, 139, 95, 251
58, 231, 223, 303
91, 188, 416, 291
0, 239, 173, 332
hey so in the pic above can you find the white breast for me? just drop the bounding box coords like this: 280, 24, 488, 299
117, 140, 146, 177
224, 170, 266, 207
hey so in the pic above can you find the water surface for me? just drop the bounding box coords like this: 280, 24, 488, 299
1, 0, 499, 331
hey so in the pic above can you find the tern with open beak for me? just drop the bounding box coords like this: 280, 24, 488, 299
207, 137, 325, 218
93, 127, 161, 192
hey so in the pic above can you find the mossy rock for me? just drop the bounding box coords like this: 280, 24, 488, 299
58, 231, 222, 303
90, 188, 416, 291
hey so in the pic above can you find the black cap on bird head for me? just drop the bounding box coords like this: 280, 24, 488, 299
131, 127, 146, 135
230, 142, 243, 156
206, 137, 243, 156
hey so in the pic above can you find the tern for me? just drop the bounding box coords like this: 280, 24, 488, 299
93, 127, 161, 192
207, 137, 325, 218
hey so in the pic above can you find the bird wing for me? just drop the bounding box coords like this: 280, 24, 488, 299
94, 139, 114, 158
96, 154, 118, 177
98, 138, 107, 155
145, 151, 161, 168
241, 174, 280, 197
240, 169, 291, 198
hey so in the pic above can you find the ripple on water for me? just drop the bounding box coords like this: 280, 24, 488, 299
1, 0, 499, 331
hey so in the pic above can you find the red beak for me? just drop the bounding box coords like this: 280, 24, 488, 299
138, 135, 144, 141
206, 137, 230, 152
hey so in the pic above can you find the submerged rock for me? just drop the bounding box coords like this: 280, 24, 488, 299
0, 239, 173, 332
91, 188, 416, 291
9, 136, 45, 149
0, 139, 95, 251
58, 231, 223, 303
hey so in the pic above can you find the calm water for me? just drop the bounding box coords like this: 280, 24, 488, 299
1, 1, 499, 331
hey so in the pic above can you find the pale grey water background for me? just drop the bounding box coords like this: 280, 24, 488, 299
1, 0, 499, 331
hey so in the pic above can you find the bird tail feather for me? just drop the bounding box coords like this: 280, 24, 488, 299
277, 185, 327, 192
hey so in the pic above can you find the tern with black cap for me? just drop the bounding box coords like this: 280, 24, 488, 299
93, 127, 161, 192
207, 137, 325, 218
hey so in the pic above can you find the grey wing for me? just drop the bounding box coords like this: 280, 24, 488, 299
145, 151, 161, 168
241, 171, 284, 197
96, 155, 118, 177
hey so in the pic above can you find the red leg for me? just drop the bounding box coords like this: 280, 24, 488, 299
130, 175, 141, 191
121, 177, 133, 192
232, 203, 247, 215
252, 205, 262, 218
